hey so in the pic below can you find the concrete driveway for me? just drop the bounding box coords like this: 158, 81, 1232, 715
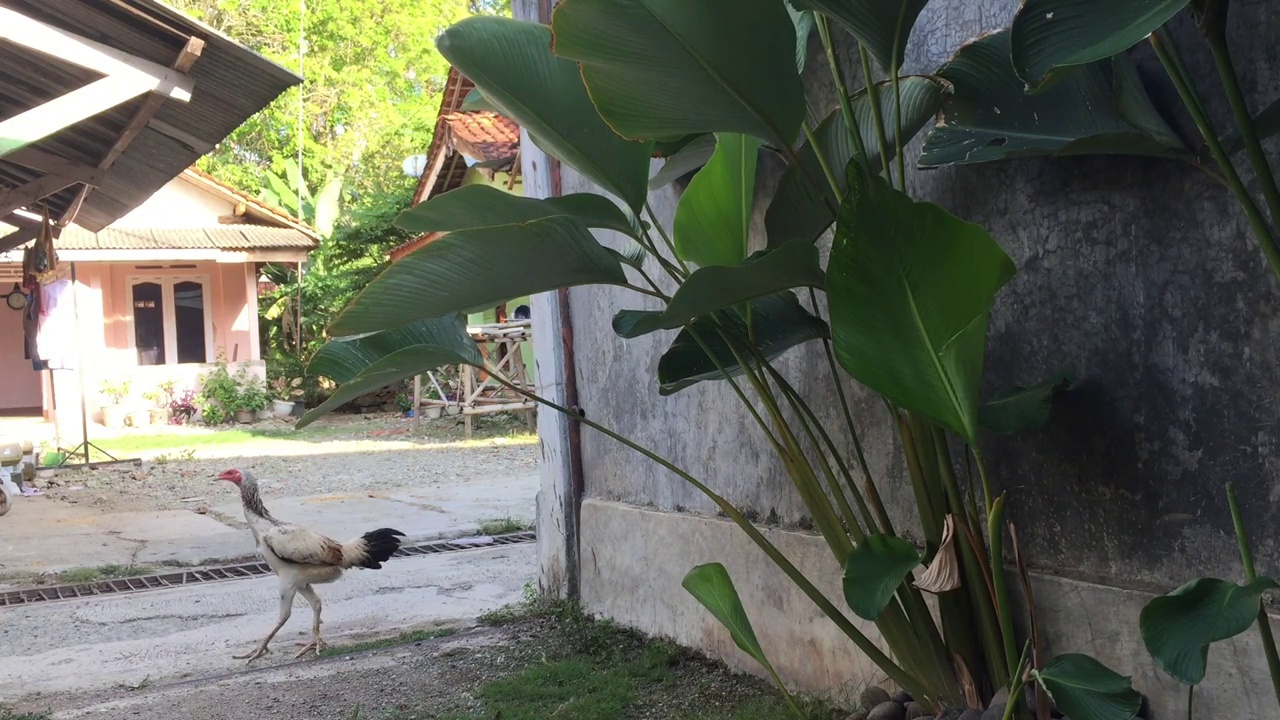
0, 473, 536, 576
0, 471, 538, 706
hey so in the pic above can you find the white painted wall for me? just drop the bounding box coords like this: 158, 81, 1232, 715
109, 175, 237, 229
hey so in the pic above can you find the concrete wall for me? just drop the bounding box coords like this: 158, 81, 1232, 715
517, 0, 1280, 715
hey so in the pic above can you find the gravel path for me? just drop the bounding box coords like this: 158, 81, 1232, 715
35, 414, 539, 514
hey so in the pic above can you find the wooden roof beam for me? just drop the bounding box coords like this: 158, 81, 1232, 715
0, 7, 197, 159
59, 36, 206, 227
0, 175, 78, 218
3, 148, 104, 187
0, 226, 38, 254
0, 7, 195, 91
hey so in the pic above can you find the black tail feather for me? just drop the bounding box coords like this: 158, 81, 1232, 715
358, 528, 406, 569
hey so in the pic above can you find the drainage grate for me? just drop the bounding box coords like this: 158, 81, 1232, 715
0, 531, 536, 608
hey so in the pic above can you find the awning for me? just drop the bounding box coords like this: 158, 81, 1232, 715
0, 0, 301, 251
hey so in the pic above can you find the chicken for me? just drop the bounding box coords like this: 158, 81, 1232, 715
217, 468, 405, 662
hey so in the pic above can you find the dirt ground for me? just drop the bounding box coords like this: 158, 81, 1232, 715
32, 413, 539, 514
12, 603, 828, 720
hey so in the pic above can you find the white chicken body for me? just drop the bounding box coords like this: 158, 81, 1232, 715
220, 468, 404, 662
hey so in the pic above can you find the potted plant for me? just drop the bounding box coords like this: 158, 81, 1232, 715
248, 379, 273, 420
395, 392, 414, 417
270, 377, 296, 416
99, 379, 131, 429
142, 387, 171, 426
233, 392, 257, 424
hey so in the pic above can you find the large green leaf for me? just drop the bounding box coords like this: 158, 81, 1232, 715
827, 164, 1015, 443
919, 31, 1188, 167
791, 0, 929, 73
1032, 654, 1141, 720
551, 0, 806, 149
649, 135, 717, 190
437, 17, 652, 211
394, 185, 637, 237
1140, 577, 1279, 685
461, 87, 498, 112
1011, 0, 1190, 88
658, 292, 827, 395
613, 240, 824, 338
673, 134, 761, 268
330, 216, 627, 336
979, 371, 1075, 434
767, 76, 943, 246
298, 315, 483, 429
1220, 96, 1280, 155
682, 563, 781, 677
785, 0, 814, 72
842, 535, 921, 621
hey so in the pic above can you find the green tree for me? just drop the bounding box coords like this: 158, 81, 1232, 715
169, 0, 509, 199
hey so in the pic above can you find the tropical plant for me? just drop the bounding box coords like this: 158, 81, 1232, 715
297, 0, 1277, 717
99, 379, 131, 406
1140, 484, 1280, 715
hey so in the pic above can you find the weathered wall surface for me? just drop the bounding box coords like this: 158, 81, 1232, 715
516, 0, 1280, 713
570, 0, 1280, 588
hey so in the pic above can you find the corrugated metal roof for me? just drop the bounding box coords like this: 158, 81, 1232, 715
0, 0, 300, 235
55, 225, 315, 250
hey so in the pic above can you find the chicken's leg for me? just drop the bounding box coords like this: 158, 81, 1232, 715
294, 585, 327, 658
235, 585, 295, 662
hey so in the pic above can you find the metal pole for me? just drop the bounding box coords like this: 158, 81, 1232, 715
70, 262, 89, 464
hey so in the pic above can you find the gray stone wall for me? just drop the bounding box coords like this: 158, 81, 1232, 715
567, 0, 1280, 589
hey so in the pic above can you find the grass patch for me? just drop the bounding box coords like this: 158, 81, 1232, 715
428, 601, 832, 720
55, 564, 155, 585
93, 420, 538, 457
1, 711, 52, 720
476, 516, 533, 535
319, 626, 459, 658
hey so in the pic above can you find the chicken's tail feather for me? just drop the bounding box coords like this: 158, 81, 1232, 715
341, 527, 406, 569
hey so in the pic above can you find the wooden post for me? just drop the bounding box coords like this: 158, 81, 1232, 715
462, 365, 474, 440
412, 374, 421, 430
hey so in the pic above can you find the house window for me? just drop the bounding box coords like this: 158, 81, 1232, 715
129, 277, 212, 366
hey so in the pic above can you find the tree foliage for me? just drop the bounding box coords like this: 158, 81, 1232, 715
168, 0, 509, 199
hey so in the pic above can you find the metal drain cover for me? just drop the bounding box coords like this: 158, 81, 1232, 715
0, 531, 535, 608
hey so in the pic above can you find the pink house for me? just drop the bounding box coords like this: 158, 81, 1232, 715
0, 168, 316, 432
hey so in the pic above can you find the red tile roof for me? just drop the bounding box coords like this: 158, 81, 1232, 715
392, 66, 523, 263
441, 111, 519, 164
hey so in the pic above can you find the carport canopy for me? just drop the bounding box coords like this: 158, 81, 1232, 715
0, 0, 301, 252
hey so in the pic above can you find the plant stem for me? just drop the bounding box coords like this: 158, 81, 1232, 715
481, 368, 933, 703
807, 288, 885, 531
1000, 641, 1035, 720
816, 16, 868, 162
761, 359, 874, 537
624, 284, 665, 299
725, 337, 852, 560
1148, 30, 1280, 284
858, 45, 892, 177
971, 447, 996, 514
645, 201, 691, 276
1186, 684, 1194, 720
988, 493, 1019, 679
889, 62, 906, 193
1226, 482, 1280, 705
1205, 34, 1280, 228
801, 123, 842, 196
629, 262, 668, 300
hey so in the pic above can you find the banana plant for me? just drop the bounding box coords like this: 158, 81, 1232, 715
295, 3, 1161, 718
260, 156, 344, 238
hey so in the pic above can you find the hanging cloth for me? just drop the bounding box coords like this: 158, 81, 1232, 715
32, 206, 58, 285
